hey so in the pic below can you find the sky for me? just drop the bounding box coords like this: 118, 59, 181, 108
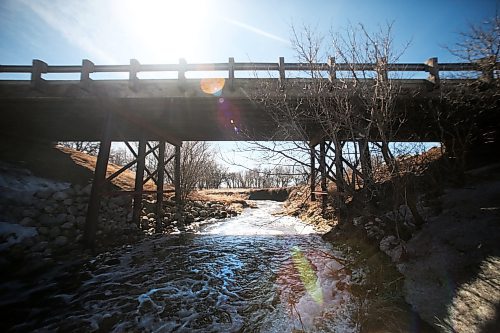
0, 0, 498, 170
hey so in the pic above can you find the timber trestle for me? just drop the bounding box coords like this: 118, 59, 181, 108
83, 112, 182, 249
309, 138, 373, 216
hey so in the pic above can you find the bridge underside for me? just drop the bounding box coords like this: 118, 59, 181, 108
0, 79, 444, 143
0, 78, 466, 249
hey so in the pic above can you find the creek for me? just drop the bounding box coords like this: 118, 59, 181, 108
6, 201, 355, 332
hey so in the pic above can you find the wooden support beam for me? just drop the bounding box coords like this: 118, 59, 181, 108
133, 139, 146, 228
174, 144, 182, 216
310, 143, 316, 201
228, 57, 235, 90
358, 139, 372, 184
155, 140, 165, 233
319, 141, 327, 211
83, 111, 113, 249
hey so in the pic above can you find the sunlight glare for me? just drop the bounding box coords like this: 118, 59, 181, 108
117, 0, 212, 62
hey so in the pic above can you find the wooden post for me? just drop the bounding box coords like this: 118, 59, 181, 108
178, 58, 187, 80
81, 59, 94, 91
155, 141, 165, 233
83, 110, 113, 249
173, 144, 183, 228
376, 56, 388, 82
174, 143, 182, 208
310, 143, 316, 201
358, 139, 372, 183
320, 141, 327, 211
228, 57, 235, 90
31, 59, 47, 90
333, 137, 347, 222
129, 59, 140, 91
327, 56, 336, 82
279, 56, 285, 88
133, 139, 146, 228
426, 57, 440, 87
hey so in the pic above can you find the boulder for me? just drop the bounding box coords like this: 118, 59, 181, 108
52, 191, 69, 201
49, 226, 61, 239
54, 236, 68, 247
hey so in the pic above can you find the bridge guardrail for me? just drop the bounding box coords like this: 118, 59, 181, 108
0, 57, 498, 90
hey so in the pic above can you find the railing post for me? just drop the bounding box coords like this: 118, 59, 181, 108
81, 59, 94, 91
31, 59, 47, 90
327, 56, 336, 82
129, 59, 140, 92
228, 57, 235, 90
178, 58, 187, 80
279, 56, 285, 88
426, 57, 440, 88
478, 55, 495, 83
376, 56, 388, 82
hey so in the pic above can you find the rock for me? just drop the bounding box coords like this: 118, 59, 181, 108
61, 221, 74, 230
54, 213, 67, 224
52, 191, 69, 201
54, 235, 68, 246
44, 205, 55, 214
19, 217, 34, 226
199, 210, 208, 218
49, 226, 61, 239
380, 235, 398, 252
32, 241, 49, 252
380, 235, 407, 262
63, 198, 73, 206
81, 184, 92, 196
22, 208, 38, 218
104, 258, 120, 266
219, 211, 228, 218
35, 190, 52, 199
38, 226, 49, 236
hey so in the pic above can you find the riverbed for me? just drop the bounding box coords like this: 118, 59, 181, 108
4, 201, 354, 332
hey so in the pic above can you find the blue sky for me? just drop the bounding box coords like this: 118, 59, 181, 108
1, 0, 497, 65
0, 0, 498, 170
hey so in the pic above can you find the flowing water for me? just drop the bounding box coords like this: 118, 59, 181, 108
7, 201, 355, 332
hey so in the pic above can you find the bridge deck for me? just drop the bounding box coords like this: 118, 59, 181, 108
1, 58, 495, 143
0, 78, 455, 143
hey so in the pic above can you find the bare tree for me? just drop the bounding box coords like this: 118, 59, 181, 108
58, 141, 100, 156
437, 13, 500, 175
165, 141, 215, 202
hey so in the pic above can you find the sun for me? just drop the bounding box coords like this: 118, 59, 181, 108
117, 0, 212, 62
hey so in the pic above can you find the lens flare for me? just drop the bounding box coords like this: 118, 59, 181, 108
291, 246, 323, 304
200, 78, 225, 96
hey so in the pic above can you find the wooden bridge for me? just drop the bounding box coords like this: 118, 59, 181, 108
0, 57, 497, 248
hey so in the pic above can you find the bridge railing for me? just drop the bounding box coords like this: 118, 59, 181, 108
0, 57, 498, 90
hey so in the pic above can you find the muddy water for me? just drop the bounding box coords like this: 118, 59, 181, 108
9, 201, 354, 332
